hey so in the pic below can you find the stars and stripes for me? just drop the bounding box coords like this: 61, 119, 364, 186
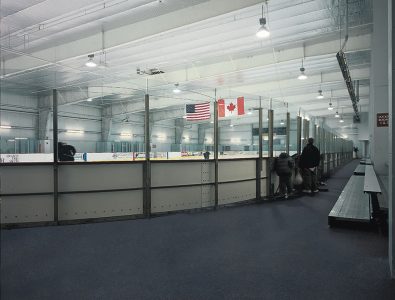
185, 102, 211, 121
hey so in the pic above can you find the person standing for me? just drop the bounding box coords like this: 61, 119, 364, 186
299, 137, 320, 193
274, 152, 294, 199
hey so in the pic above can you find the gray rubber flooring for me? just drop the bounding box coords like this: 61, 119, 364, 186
1, 160, 395, 299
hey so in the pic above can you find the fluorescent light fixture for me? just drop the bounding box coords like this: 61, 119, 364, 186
231, 137, 240, 143
85, 54, 97, 68
157, 134, 166, 140
317, 90, 324, 99
328, 102, 334, 110
120, 132, 132, 137
7, 139, 15, 142
230, 124, 234, 127
335, 111, 340, 118
86, 98, 93, 102
280, 120, 285, 125
0, 125, 12, 129
15, 137, 28, 140
247, 111, 253, 115
173, 83, 181, 94
66, 130, 84, 134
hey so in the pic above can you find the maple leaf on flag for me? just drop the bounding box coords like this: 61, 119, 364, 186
227, 102, 236, 113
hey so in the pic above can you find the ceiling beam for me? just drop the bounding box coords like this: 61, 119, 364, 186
3, 0, 265, 73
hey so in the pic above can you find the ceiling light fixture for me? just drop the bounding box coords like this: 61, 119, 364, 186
256, 3, 270, 39
86, 98, 93, 102
317, 72, 324, 99
339, 108, 344, 122
335, 111, 340, 118
85, 54, 97, 68
0, 125, 12, 129
66, 130, 84, 134
173, 83, 181, 94
15, 137, 28, 140
120, 132, 132, 137
280, 120, 285, 125
297, 59, 307, 80
328, 89, 334, 110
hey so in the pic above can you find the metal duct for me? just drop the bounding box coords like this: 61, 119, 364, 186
336, 50, 360, 122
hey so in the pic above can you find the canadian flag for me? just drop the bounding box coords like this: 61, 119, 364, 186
218, 97, 245, 117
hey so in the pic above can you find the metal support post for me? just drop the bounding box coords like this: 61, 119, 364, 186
256, 98, 263, 202
53, 89, 58, 223
268, 109, 274, 158
296, 116, 302, 155
214, 90, 219, 209
143, 93, 151, 217
286, 112, 290, 154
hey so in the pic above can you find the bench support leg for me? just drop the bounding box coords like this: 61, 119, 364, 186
370, 193, 386, 233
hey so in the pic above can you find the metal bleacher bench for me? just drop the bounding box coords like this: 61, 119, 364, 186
363, 165, 382, 224
360, 159, 372, 165
353, 164, 365, 176
328, 164, 383, 227
328, 176, 370, 225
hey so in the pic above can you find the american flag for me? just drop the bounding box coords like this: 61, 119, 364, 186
185, 102, 211, 121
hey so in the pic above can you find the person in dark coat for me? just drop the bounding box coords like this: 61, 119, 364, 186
203, 151, 210, 160
274, 152, 294, 198
58, 142, 76, 162
299, 137, 320, 193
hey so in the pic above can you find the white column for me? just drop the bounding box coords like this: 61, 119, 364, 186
370, 0, 390, 175
388, 0, 395, 279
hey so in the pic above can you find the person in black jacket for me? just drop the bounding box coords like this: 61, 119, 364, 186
274, 152, 294, 198
299, 137, 320, 193
58, 142, 76, 162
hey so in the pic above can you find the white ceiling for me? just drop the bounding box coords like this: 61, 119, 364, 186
0, 0, 373, 138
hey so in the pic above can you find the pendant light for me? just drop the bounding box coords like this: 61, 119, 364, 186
85, 54, 97, 68
297, 58, 307, 80
339, 108, 344, 122
328, 90, 334, 110
173, 83, 181, 94
256, 3, 270, 39
334, 99, 339, 117
317, 72, 324, 98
